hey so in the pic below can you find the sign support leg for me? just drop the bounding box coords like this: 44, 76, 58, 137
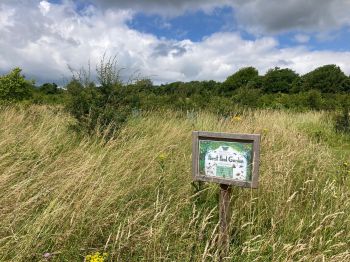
219, 183, 231, 259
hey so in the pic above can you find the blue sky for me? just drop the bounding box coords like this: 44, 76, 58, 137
0, 0, 350, 84
127, 6, 350, 51
127, 7, 237, 42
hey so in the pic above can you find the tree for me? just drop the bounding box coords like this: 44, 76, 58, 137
301, 64, 350, 93
222, 67, 260, 93
262, 67, 299, 93
131, 78, 153, 92
40, 83, 60, 94
0, 67, 33, 101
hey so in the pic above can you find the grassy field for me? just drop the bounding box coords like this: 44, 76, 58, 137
0, 105, 349, 261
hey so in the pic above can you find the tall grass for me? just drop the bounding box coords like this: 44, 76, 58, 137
0, 106, 349, 261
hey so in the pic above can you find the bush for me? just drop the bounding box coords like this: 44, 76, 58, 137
0, 67, 33, 102
66, 57, 139, 136
232, 87, 262, 107
39, 83, 60, 95
334, 106, 350, 133
305, 89, 323, 110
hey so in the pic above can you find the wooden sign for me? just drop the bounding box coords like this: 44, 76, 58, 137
192, 131, 261, 257
192, 131, 261, 188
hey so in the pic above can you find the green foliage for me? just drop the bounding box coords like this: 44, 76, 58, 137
305, 89, 323, 110
232, 87, 262, 107
302, 64, 350, 93
131, 78, 153, 92
39, 83, 60, 95
262, 67, 300, 93
66, 57, 139, 136
0, 68, 33, 102
2, 63, 349, 113
222, 66, 260, 93
334, 106, 350, 133
28, 82, 67, 105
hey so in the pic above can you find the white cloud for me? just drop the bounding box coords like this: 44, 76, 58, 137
294, 34, 310, 44
0, 5, 14, 29
39, 1, 50, 15
0, 0, 350, 85
232, 0, 350, 34
93, 0, 350, 34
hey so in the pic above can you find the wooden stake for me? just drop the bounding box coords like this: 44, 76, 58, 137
219, 184, 231, 258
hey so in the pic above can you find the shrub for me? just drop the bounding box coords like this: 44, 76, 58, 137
334, 106, 350, 133
0, 67, 33, 102
232, 87, 262, 107
39, 82, 60, 95
66, 57, 139, 136
306, 89, 323, 110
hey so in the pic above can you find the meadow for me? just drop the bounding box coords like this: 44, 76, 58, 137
0, 105, 349, 261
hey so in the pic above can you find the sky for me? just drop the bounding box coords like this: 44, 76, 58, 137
1, 0, 350, 85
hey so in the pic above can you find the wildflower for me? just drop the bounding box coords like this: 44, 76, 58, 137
85, 251, 108, 262
157, 152, 167, 162
157, 152, 168, 170
43, 252, 52, 260
231, 116, 241, 122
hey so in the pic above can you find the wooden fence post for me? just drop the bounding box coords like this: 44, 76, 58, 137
219, 184, 231, 259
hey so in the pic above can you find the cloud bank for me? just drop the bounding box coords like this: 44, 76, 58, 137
234, 0, 350, 34
94, 0, 350, 33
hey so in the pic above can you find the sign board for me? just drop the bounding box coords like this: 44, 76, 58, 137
192, 131, 260, 188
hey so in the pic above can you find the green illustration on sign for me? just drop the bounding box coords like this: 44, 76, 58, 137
199, 140, 253, 182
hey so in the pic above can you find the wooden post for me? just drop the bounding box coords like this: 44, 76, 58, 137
219, 184, 231, 258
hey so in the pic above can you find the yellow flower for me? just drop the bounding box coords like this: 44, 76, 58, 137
231, 116, 241, 122
157, 152, 167, 161
85, 252, 108, 262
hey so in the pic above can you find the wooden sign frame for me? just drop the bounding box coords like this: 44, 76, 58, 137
192, 131, 261, 188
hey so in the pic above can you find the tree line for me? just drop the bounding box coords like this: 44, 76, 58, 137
1, 64, 349, 104
1, 63, 349, 134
